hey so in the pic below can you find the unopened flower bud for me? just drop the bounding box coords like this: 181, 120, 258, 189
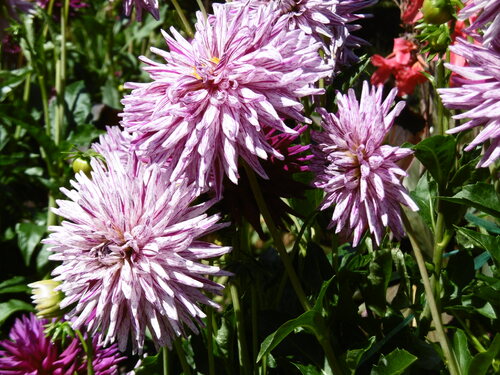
28, 279, 65, 319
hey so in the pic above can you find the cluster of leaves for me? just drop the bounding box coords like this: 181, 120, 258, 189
0, 1, 498, 374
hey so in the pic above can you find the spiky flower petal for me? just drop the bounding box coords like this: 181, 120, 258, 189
437, 40, 500, 167
44, 145, 231, 353
0, 313, 123, 375
121, 3, 331, 195
312, 81, 418, 246
460, 0, 500, 50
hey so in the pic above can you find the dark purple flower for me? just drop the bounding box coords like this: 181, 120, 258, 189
311, 81, 418, 246
122, 0, 160, 21
0, 314, 123, 375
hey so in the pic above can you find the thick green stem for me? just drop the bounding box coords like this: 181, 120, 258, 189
243, 162, 345, 375
170, 0, 194, 37
173, 338, 192, 375
402, 212, 461, 375
230, 283, 251, 375
434, 59, 449, 135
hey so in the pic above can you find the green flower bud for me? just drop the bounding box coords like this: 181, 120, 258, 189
28, 279, 65, 319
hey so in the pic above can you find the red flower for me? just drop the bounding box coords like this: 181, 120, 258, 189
371, 38, 427, 96
401, 0, 424, 24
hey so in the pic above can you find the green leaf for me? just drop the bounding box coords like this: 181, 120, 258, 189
101, 78, 121, 109
0, 67, 32, 102
257, 310, 319, 362
344, 336, 376, 374
65, 81, 91, 125
370, 349, 417, 375
292, 362, 324, 375
442, 183, 500, 218
134, 351, 162, 375
66, 123, 105, 148
456, 227, 500, 264
0, 299, 34, 326
15, 222, 46, 266
413, 135, 456, 187
0, 276, 29, 295
452, 329, 472, 373
410, 172, 437, 228
364, 250, 392, 316
468, 334, 500, 375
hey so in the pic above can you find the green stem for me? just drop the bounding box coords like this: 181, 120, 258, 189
163, 346, 169, 375
434, 59, 449, 135
452, 313, 487, 353
55, 0, 70, 147
75, 330, 94, 375
402, 212, 461, 375
242, 161, 310, 311
170, 0, 194, 38
196, 0, 207, 19
243, 162, 345, 375
173, 338, 192, 375
206, 307, 215, 375
251, 286, 259, 375
230, 282, 251, 375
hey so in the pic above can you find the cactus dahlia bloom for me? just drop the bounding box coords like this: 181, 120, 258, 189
121, 3, 332, 196
437, 40, 500, 167
311, 82, 418, 246
0, 314, 123, 375
43, 149, 231, 353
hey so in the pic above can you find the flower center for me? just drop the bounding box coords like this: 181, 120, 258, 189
192, 56, 221, 81
90, 241, 134, 266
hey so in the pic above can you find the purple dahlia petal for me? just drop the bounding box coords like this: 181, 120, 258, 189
311, 81, 418, 247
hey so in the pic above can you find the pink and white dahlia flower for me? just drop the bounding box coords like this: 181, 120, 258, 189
121, 3, 332, 195
44, 149, 231, 353
0, 314, 124, 375
312, 81, 418, 246
437, 40, 500, 167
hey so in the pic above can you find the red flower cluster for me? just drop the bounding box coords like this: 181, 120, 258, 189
371, 38, 427, 96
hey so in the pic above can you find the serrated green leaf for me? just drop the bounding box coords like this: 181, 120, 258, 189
413, 135, 456, 187
468, 334, 500, 375
0, 299, 34, 326
15, 222, 46, 266
370, 349, 417, 375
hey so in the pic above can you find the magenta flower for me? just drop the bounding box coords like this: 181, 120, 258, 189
0, 314, 123, 375
44, 148, 231, 353
121, 3, 332, 196
122, 0, 159, 21
437, 40, 500, 167
311, 81, 418, 246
